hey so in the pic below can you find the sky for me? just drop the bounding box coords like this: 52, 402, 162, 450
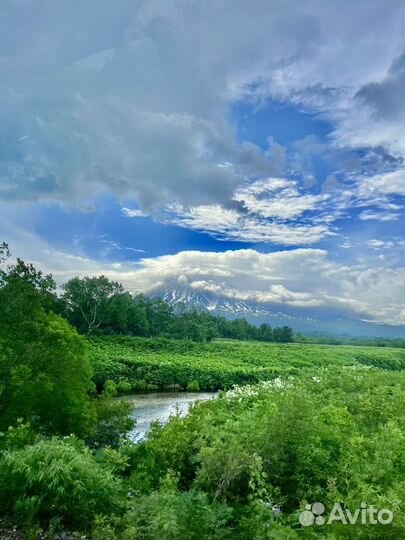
0, 0, 404, 331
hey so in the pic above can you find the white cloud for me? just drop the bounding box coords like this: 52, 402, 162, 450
118, 169, 405, 246
356, 169, 405, 199
5, 225, 403, 326
121, 208, 150, 218
121, 249, 405, 326
238, 4, 405, 158
233, 178, 329, 220
164, 203, 332, 246
189, 280, 324, 308
73, 249, 405, 326
0, 0, 403, 211
366, 238, 405, 250
99, 238, 146, 255
120, 177, 334, 246
2, 205, 403, 327
359, 210, 401, 222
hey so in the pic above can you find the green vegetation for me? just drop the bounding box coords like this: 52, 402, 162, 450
2, 369, 403, 539
0, 246, 134, 443
1, 243, 404, 539
114, 368, 405, 540
88, 334, 405, 392
294, 332, 405, 348
60, 273, 294, 343
0, 257, 96, 437
0, 435, 120, 532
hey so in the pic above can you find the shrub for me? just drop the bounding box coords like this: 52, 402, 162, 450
93, 473, 233, 540
0, 437, 121, 530
0, 420, 37, 450
124, 368, 405, 539
187, 379, 200, 392
87, 335, 405, 393
88, 391, 135, 448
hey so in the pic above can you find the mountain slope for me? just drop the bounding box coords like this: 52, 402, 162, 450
150, 284, 405, 339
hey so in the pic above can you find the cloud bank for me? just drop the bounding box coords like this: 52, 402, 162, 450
5, 232, 402, 326
1, 0, 404, 211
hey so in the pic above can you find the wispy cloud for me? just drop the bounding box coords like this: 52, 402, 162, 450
359, 210, 401, 222
99, 238, 146, 255
121, 208, 150, 218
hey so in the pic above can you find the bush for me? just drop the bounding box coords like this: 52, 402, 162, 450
0, 420, 37, 450
92, 473, 233, 540
0, 437, 121, 530
187, 379, 200, 392
88, 384, 135, 448
124, 368, 405, 539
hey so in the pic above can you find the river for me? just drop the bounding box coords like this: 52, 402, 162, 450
125, 392, 217, 441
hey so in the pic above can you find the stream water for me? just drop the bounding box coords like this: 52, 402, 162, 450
125, 392, 217, 441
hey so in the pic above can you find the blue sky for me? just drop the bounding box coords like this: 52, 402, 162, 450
0, 0, 404, 331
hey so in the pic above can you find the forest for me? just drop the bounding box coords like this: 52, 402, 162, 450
1, 242, 404, 539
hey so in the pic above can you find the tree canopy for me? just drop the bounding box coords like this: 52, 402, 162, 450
0, 256, 96, 437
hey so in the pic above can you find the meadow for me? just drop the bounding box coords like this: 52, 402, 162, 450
88, 335, 405, 393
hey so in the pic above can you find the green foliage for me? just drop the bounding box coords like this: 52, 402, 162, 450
0, 258, 60, 315
295, 332, 405, 348
88, 335, 405, 392
120, 368, 405, 539
273, 326, 294, 342
0, 246, 404, 539
0, 420, 36, 451
62, 276, 124, 335
87, 382, 135, 448
0, 311, 96, 437
93, 473, 233, 540
59, 273, 294, 344
0, 262, 96, 438
0, 437, 121, 530
0, 330, 404, 538
187, 379, 200, 392
0, 241, 10, 265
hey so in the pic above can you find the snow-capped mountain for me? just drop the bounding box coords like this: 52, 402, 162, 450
154, 285, 304, 321
149, 284, 405, 339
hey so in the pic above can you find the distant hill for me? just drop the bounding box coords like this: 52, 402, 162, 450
150, 284, 405, 339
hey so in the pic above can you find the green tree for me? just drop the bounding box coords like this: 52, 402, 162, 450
0, 259, 96, 437
0, 241, 10, 265
0, 255, 59, 314
229, 318, 251, 340
273, 325, 293, 342
103, 292, 134, 334
258, 323, 273, 342
0, 437, 120, 530
62, 276, 123, 334
145, 298, 174, 336
127, 301, 150, 336
106, 292, 149, 336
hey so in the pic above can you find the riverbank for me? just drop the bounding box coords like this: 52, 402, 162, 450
124, 391, 217, 440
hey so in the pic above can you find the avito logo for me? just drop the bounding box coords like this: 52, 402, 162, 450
299, 502, 393, 527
